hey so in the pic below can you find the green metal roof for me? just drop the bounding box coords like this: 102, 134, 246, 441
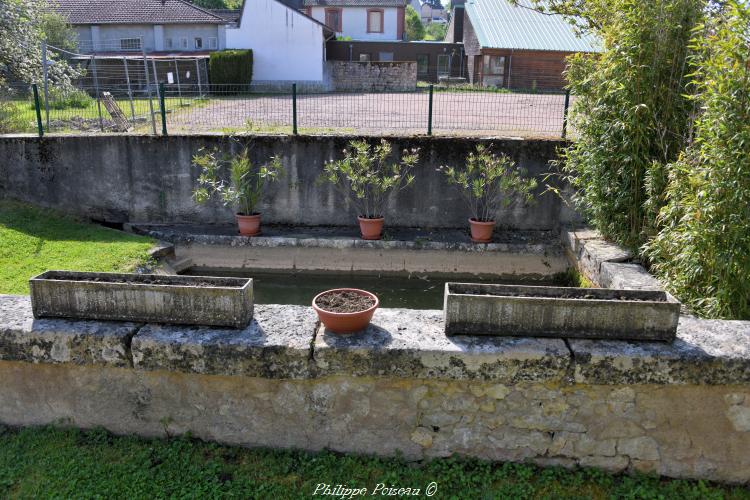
464, 0, 599, 52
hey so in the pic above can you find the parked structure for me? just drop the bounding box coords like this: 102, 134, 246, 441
445, 0, 598, 90
226, 0, 334, 84
301, 0, 407, 41
53, 0, 228, 53
327, 40, 463, 82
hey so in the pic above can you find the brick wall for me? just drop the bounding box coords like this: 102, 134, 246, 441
326, 61, 417, 92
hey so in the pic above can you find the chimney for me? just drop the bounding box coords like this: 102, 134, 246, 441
451, 3, 465, 42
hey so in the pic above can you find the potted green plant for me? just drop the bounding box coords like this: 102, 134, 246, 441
320, 139, 419, 240
193, 147, 283, 236
440, 145, 537, 243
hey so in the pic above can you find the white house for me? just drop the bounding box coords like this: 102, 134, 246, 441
302, 0, 407, 41
53, 0, 228, 53
226, 0, 334, 83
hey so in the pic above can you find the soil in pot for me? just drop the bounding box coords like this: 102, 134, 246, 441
315, 290, 376, 313
236, 213, 261, 236
312, 288, 379, 334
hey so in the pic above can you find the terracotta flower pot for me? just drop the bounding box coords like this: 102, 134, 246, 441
357, 216, 384, 240
236, 213, 261, 236
312, 288, 379, 334
469, 218, 495, 243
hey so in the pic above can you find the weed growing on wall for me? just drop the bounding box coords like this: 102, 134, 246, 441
556, 0, 704, 249
645, 1, 750, 319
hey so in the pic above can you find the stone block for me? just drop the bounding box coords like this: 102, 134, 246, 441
600, 262, 663, 291
0, 295, 137, 367
132, 304, 316, 378
313, 308, 571, 383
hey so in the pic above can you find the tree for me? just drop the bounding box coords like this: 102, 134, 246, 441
424, 22, 447, 40
0, 0, 80, 89
405, 6, 425, 41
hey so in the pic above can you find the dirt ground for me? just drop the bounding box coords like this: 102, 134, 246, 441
166, 91, 570, 138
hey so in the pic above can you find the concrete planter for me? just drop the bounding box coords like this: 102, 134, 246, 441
30, 271, 253, 328
444, 283, 679, 341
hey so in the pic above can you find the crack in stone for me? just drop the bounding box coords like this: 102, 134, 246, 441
308, 318, 321, 362
124, 324, 146, 369
562, 338, 576, 384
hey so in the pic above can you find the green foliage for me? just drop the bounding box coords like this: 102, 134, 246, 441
440, 144, 537, 222
644, 1, 750, 319
1, 426, 749, 498
320, 140, 418, 219
0, 200, 153, 295
405, 6, 425, 41
28, 87, 94, 110
0, 0, 81, 91
193, 145, 283, 215
424, 22, 447, 40
191, 0, 242, 8
208, 50, 253, 85
555, 0, 704, 249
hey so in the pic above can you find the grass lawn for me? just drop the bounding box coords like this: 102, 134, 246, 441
0, 200, 153, 295
0, 426, 747, 499
4, 97, 202, 133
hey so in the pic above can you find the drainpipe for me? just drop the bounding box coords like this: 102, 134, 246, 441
507, 49, 513, 89
349, 44, 353, 61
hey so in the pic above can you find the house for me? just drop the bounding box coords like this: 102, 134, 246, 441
226, 0, 334, 84
53, 0, 228, 53
419, 0, 446, 24
445, 0, 598, 90
301, 0, 407, 41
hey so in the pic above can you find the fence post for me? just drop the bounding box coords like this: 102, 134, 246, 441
562, 89, 571, 139
41, 41, 50, 131
32, 83, 44, 137
427, 84, 434, 136
159, 83, 168, 136
90, 54, 104, 132
141, 42, 157, 135
292, 83, 298, 135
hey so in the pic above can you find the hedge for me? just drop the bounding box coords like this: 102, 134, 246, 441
208, 50, 253, 85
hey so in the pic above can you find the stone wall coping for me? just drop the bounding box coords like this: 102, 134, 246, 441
130, 224, 560, 255
2, 294, 749, 384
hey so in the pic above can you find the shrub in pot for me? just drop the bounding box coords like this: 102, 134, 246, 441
193, 146, 283, 236
320, 140, 419, 240
440, 145, 537, 243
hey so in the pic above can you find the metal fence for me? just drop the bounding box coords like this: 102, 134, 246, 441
2, 42, 573, 138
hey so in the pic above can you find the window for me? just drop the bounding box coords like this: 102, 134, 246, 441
194, 37, 203, 49
120, 38, 141, 51
180, 37, 188, 49
378, 52, 394, 62
482, 54, 506, 87
359, 53, 371, 62
437, 54, 449, 76
416, 54, 429, 76
325, 8, 342, 31
482, 55, 505, 75
165, 38, 173, 49
208, 37, 218, 49
367, 9, 383, 33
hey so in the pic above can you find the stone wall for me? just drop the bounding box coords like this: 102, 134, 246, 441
326, 61, 417, 92
0, 135, 576, 230
1, 294, 749, 483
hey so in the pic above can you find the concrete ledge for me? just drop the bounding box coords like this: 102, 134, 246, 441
0, 295, 138, 367
313, 308, 570, 383
3, 295, 750, 385
599, 262, 663, 291
131, 305, 317, 379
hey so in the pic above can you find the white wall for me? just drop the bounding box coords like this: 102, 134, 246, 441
226, 0, 326, 82
309, 7, 401, 41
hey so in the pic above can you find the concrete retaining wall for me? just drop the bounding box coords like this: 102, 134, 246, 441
0, 135, 575, 230
1, 295, 750, 483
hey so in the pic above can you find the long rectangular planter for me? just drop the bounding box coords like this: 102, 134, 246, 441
30, 271, 253, 328
444, 283, 679, 341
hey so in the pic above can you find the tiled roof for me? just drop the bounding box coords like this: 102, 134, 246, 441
465, 0, 599, 52
302, 0, 407, 6
53, 0, 227, 25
